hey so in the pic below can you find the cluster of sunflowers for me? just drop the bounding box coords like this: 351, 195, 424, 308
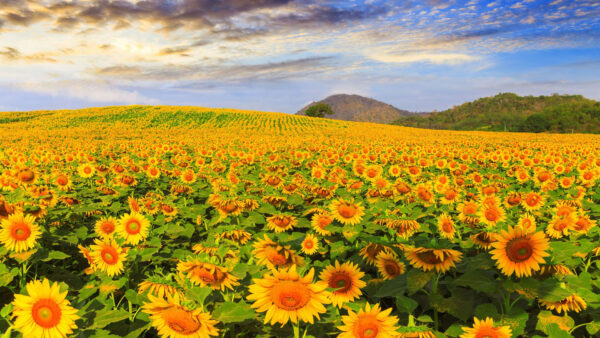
0, 105, 599, 337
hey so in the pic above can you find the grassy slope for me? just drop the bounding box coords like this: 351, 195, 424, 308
393, 93, 600, 133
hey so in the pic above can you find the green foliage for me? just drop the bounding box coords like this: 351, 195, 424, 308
305, 103, 334, 118
394, 92, 600, 133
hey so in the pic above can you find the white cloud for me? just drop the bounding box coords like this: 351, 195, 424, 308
369, 52, 480, 65
17, 80, 159, 104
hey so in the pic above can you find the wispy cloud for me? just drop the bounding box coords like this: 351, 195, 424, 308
17, 80, 158, 104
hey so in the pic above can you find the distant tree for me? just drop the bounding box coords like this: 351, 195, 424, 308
520, 114, 551, 133
306, 103, 334, 118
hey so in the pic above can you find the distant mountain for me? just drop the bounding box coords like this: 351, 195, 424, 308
297, 94, 411, 124
393, 93, 600, 133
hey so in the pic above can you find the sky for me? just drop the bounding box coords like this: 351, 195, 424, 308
1, 0, 599, 113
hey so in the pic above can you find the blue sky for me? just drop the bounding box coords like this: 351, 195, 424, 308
1, 0, 599, 113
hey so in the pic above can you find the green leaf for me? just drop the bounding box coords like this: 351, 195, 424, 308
0, 303, 12, 318
41, 250, 70, 261
374, 274, 407, 298
89, 308, 130, 329
546, 323, 573, 338
187, 287, 212, 305
395, 295, 418, 314
453, 269, 497, 293
0, 264, 18, 287
498, 308, 528, 337
328, 241, 346, 259
212, 301, 255, 323
586, 321, 600, 335
416, 315, 433, 323
406, 269, 434, 295
536, 311, 574, 335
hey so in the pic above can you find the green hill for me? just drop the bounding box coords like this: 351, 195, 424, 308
393, 93, 600, 133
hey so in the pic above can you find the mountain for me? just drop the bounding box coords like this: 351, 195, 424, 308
297, 94, 411, 124
393, 93, 600, 133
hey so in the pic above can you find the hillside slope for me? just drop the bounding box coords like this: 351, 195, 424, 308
297, 94, 411, 123
393, 93, 600, 133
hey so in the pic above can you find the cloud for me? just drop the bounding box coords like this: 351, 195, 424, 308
17, 80, 159, 104
91, 56, 336, 84
370, 52, 480, 65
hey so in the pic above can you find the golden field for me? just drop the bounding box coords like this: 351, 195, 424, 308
0, 105, 599, 337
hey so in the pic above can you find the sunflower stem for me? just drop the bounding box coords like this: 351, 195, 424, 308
432, 273, 440, 332
293, 322, 300, 338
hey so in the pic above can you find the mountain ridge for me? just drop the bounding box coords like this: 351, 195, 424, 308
296, 94, 412, 124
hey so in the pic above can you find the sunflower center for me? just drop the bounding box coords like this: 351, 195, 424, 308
57, 176, 68, 185
384, 261, 401, 277
11, 222, 32, 241
526, 195, 539, 206
272, 280, 310, 311
19, 170, 35, 182
506, 238, 533, 262
416, 251, 443, 265
162, 307, 201, 334
485, 208, 500, 221
84, 167, 92, 174
318, 217, 332, 228
32, 299, 62, 328
274, 217, 291, 227
125, 219, 141, 234
355, 314, 380, 338
338, 204, 357, 218
265, 247, 289, 266
101, 222, 115, 234
329, 273, 352, 293
101, 247, 119, 265
442, 221, 453, 233
304, 240, 314, 249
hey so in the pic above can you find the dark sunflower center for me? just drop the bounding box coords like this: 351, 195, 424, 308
506, 238, 533, 262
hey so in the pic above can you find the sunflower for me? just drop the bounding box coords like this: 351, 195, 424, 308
398, 326, 436, 338
521, 192, 545, 212
545, 215, 575, 239
460, 317, 511, 338
12, 279, 79, 338
318, 261, 365, 308
405, 247, 462, 273
490, 226, 549, 277
457, 201, 479, 225
90, 239, 127, 277
15, 167, 38, 185
301, 234, 319, 255
247, 265, 330, 326
78, 244, 96, 274
0, 212, 41, 252
329, 198, 365, 225
53, 173, 72, 191
77, 163, 96, 178
470, 231, 495, 250
517, 214, 536, 232
117, 212, 150, 245
138, 280, 182, 299
253, 235, 303, 269
176, 260, 239, 291
539, 294, 586, 314
146, 166, 161, 180
573, 215, 596, 233
266, 214, 297, 233
360, 243, 392, 265
337, 303, 400, 338
311, 212, 334, 236
143, 293, 219, 338
478, 204, 505, 227
94, 216, 118, 240
437, 213, 456, 240
376, 251, 406, 280
215, 229, 252, 245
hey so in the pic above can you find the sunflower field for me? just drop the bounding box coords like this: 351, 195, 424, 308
1, 105, 600, 337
